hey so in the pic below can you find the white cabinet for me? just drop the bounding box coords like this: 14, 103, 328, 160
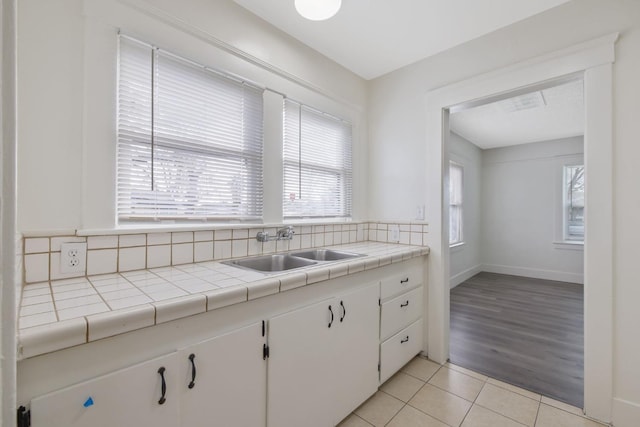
179, 321, 267, 427
30, 353, 180, 427
380, 287, 423, 340
379, 265, 424, 384
380, 319, 423, 383
331, 283, 381, 423
267, 282, 380, 427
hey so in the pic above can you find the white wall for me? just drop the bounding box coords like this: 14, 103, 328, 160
368, 0, 640, 423
480, 137, 584, 283
448, 132, 482, 287
17, 0, 369, 233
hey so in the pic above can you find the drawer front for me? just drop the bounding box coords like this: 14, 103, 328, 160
380, 267, 421, 301
380, 287, 423, 341
380, 319, 423, 384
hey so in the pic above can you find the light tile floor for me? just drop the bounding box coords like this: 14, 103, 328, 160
340, 355, 607, 427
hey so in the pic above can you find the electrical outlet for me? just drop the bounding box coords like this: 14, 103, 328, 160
389, 224, 400, 242
60, 242, 87, 274
416, 205, 425, 221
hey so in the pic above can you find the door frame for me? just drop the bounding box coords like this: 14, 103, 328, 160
424, 33, 617, 423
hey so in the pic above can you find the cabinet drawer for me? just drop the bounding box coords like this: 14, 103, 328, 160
380, 267, 421, 301
380, 319, 423, 384
380, 287, 423, 341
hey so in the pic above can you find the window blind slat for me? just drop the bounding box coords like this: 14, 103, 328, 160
283, 100, 352, 218
117, 36, 264, 220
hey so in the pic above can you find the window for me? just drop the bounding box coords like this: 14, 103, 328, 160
449, 161, 463, 245
117, 36, 264, 221
564, 164, 585, 241
283, 99, 353, 218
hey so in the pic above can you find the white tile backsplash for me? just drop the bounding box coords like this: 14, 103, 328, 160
25, 238, 49, 254
172, 232, 193, 244
87, 249, 118, 276
147, 245, 171, 268
147, 232, 171, 245
119, 246, 146, 271
87, 236, 118, 250
25, 253, 49, 283
194, 241, 214, 262
119, 234, 146, 248
22, 221, 425, 290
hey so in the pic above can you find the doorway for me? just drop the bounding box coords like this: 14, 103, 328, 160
424, 33, 617, 423
445, 79, 585, 407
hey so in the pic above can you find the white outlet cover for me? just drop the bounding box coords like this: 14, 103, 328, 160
60, 242, 87, 274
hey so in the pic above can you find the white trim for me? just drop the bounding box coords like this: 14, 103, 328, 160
553, 241, 584, 251
1, 0, 18, 425
449, 264, 481, 288
612, 398, 640, 427
426, 33, 617, 423
113, 0, 363, 113
481, 264, 583, 285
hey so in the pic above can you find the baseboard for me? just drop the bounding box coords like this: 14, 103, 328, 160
450, 265, 482, 288
612, 398, 640, 427
481, 264, 583, 284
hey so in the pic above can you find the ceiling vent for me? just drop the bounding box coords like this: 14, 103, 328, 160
498, 91, 546, 113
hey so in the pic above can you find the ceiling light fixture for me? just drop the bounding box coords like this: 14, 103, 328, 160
295, 0, 342, 21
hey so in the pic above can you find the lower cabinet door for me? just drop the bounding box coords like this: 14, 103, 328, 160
332, 282, 380, 425
30, 353, 180, 427
179, 321, 267, 427
380, 318, 423, 383
179, 322, 267, 427
267, 298, 335, 427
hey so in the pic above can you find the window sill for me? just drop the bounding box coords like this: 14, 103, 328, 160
553, 241, 584, 251
450, 242, 466, 253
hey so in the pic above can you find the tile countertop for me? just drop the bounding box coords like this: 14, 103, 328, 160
18, 242, 429, 359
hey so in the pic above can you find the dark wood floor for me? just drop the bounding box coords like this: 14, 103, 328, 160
450, 272, 584, 408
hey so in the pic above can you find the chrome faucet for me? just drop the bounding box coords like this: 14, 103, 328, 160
256, 226, 295, 242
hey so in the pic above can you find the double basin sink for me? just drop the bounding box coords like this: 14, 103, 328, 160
223, 249, 365, 273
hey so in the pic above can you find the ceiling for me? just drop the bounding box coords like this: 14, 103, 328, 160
233, 0, 571, 80
449, 79, 584, 149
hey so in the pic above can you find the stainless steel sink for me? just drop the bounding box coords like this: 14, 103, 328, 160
223, 254, 317, 273
289, 249, 364, 262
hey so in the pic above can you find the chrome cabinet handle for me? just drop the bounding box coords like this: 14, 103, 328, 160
401, 336, 409, 344
340, 300, 346, 322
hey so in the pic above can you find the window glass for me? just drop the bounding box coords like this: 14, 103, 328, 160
449, 162, 463, 245
564, 165, 585, 241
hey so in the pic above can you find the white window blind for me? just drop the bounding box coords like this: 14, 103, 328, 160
117, 36, 264, 221
283, 100, 353, 218
449, 161, 463, 245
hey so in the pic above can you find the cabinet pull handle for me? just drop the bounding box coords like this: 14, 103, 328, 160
158, 367, 167, 405
400, 278, 409, 284
340, 300, 346, 322
401, 336, 409, 344
400, 301, 409, 308
328, 305, 334, 328
188, 353, 197, 389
